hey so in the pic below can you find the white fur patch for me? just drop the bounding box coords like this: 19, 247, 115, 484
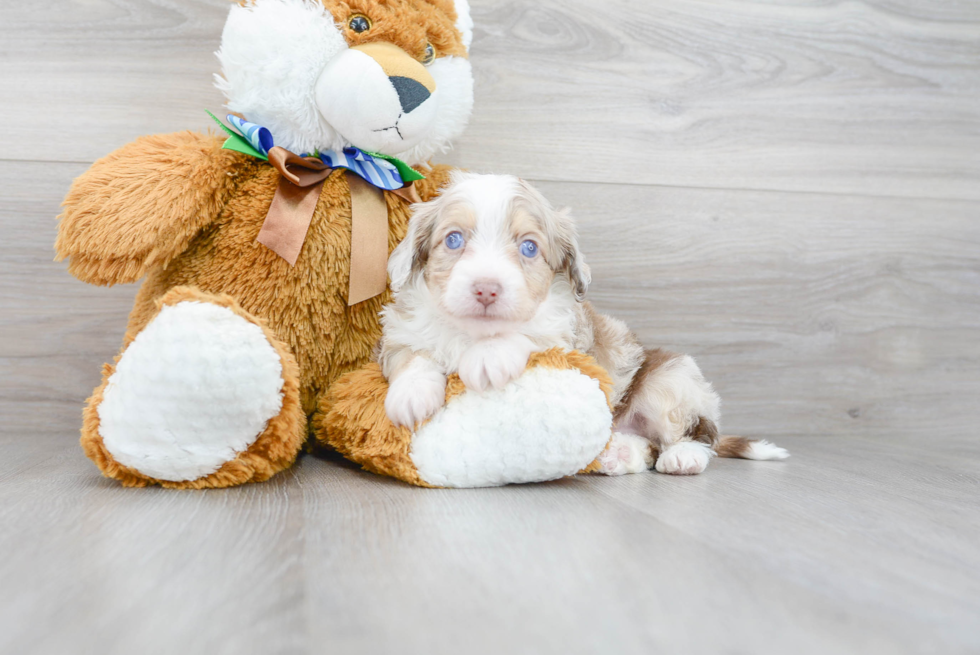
457, 333, 533, 391
393, 56, 474, 165
743, 440, 790, 460
385, 356, 447, 428
215, 0, 346, 155
410, 367, 612, 487
597, 432, 653, 476
454, 0, 473, 50
98, 301, 285, 482
655, 441, 715, 476
314, 49, 440, 156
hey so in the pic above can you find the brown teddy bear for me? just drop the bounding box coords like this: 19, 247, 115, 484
56, 0, 480, 488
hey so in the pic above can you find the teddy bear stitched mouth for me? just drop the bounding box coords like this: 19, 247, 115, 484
372, 113, 405, 140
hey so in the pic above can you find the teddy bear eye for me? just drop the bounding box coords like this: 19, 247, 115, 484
421, 42, 436, 65
349, 14, 371, 33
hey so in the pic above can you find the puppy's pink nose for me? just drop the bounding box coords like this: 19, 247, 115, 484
472, 280, 502, 307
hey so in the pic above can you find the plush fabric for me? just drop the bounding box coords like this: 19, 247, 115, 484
318, 349, 615, 488
80, 287, 307, 489
55, 132, 243, 285
98, 298, 287, 482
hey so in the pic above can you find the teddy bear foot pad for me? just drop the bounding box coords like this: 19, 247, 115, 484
320, 350, 616, 488
410, 366, 612, 487
81, 289, 306, 488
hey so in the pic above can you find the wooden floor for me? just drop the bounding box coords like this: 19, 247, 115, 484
2, 435, 979, 655
2, 0, 979, 653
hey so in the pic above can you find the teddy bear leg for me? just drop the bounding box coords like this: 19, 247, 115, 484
80, 287, 306, 489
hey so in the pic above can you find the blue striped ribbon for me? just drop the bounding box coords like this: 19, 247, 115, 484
226, 115, 274, 156
225, 115, 405, 191
318, 147, 404, 191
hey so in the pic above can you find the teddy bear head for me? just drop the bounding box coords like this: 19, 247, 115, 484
216, 0, 474, 166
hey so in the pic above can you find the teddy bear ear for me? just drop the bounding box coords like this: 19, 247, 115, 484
452, 0, 473, 51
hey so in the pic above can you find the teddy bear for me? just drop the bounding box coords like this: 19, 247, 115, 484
55, 0, 473, 487
55, 0, 619, 489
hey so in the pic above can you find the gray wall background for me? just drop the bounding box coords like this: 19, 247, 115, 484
2, 0, 977, 442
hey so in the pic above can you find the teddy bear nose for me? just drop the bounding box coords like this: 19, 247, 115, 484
472, 280, 502, 307
389, 76, 431, 114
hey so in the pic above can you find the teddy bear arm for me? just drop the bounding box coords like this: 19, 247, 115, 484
56, 132, 244, 286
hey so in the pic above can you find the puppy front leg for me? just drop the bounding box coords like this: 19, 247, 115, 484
458, 333, 534, 392
384, 354, 448, 429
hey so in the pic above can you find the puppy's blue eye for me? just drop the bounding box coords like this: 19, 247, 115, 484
520, 240, 538, 258
445, 231, 464, 250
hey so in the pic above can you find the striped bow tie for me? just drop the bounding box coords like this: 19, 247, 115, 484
207, 111, 423, 305
211, 112, 424, 191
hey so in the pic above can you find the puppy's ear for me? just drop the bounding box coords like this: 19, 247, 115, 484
515, 179, 591, 301
553, 207, 591, 301
388, 200, 439, 292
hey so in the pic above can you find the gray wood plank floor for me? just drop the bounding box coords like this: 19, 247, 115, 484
2, 436, 979, 655
2, 0, 979, 653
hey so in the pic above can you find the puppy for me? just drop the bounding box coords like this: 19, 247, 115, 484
379, 172, 788, 476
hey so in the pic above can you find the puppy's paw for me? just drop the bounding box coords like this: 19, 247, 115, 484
655, 441, 715, 476
458, 334, 533, 392
385, 359, 447, 428
597, 432, 654, 476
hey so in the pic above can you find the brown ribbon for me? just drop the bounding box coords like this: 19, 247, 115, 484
346, 174, 388, 306
256, 146, 419, 305
256, 148, 331, 267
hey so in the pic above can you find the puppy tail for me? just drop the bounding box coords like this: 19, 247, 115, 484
714, 435, 790, 461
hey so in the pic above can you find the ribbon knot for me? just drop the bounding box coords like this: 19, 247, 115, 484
208, 111, 423, 305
